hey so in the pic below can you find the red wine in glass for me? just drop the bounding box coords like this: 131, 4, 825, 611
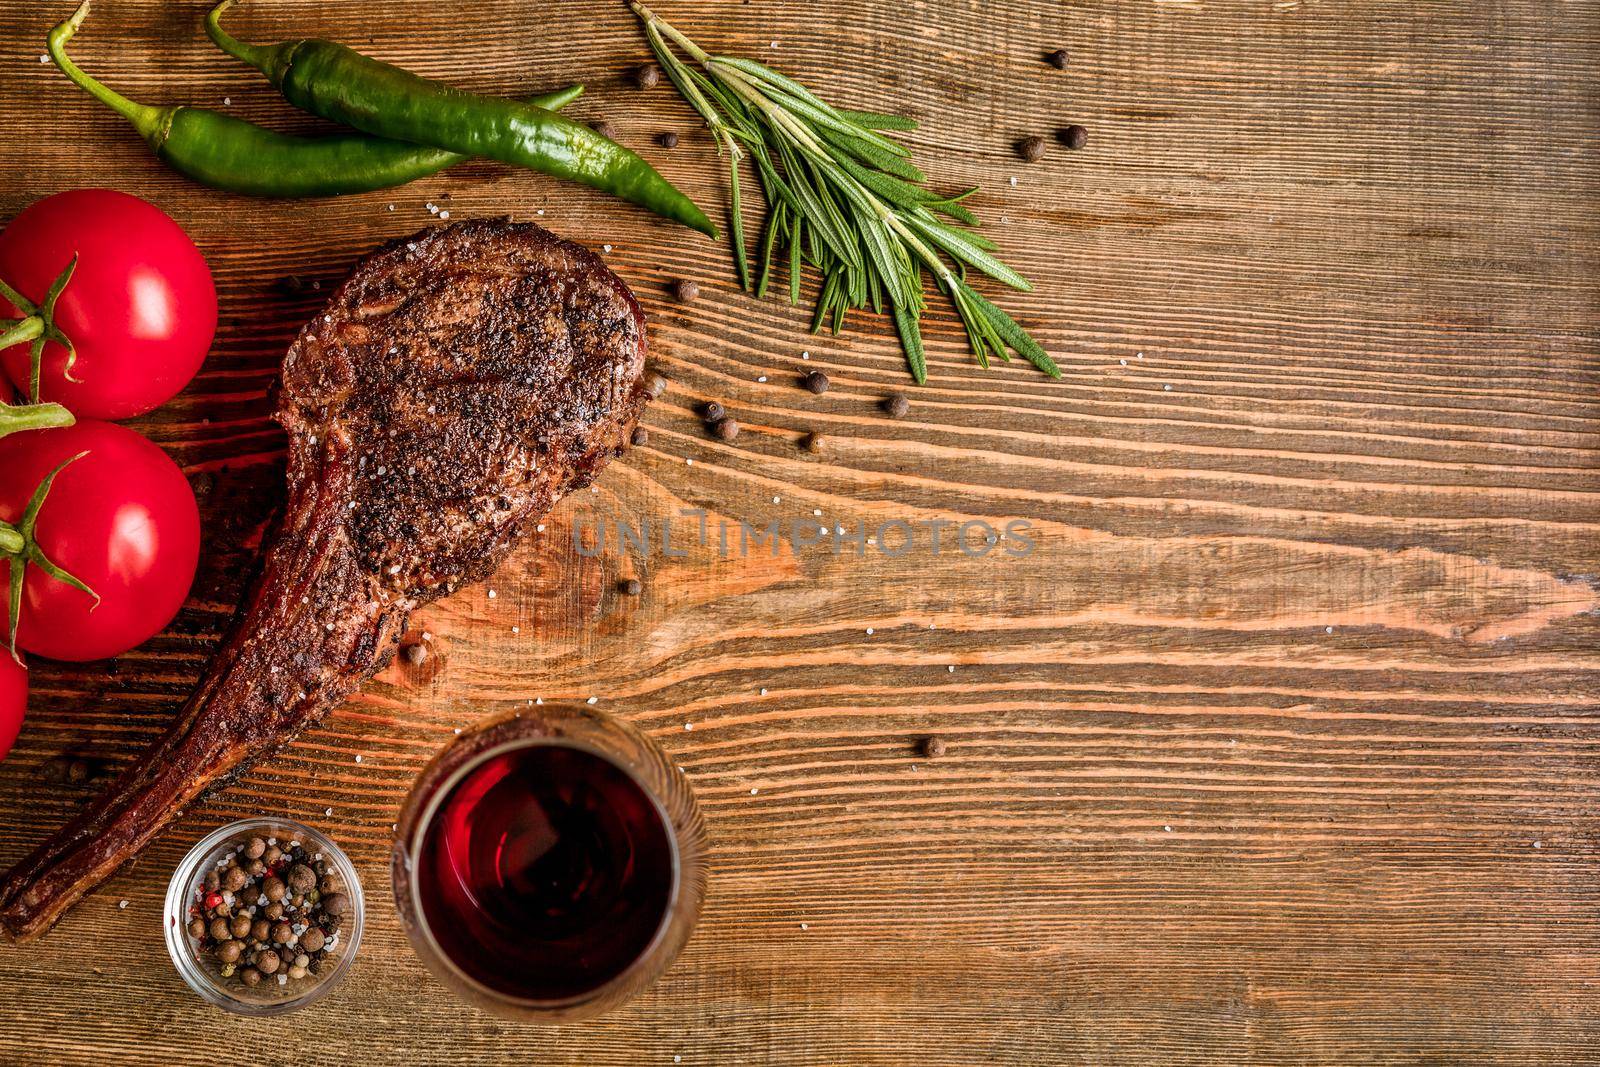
414, 741, 677, 1002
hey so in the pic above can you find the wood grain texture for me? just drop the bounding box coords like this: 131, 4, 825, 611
1, 0, 1597, 1062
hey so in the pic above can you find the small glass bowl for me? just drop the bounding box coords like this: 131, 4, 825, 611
163, 817, 365, 1016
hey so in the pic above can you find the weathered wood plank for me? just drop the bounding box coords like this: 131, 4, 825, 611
0, 0, 1596, 1062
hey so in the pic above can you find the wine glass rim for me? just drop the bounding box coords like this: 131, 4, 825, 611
399, 732, 683, 1012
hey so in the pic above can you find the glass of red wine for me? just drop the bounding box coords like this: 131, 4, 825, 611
392, 702, 706, 1020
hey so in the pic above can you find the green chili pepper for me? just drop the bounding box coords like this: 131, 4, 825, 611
206, 0, 716, 235
48, 2, 584, 199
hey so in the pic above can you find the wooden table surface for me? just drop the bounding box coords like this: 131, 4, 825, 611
2, 0, 1597, 1062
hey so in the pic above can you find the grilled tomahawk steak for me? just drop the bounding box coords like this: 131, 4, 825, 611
0, 218, 650, 940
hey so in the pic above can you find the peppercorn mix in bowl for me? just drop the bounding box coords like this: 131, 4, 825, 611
163, 817, 364, 1015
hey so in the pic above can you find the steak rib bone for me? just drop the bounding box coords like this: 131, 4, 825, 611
0, 219, 649, 941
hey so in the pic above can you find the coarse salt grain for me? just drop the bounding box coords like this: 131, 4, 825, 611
602, 244, 613, 253
757, 375, 767, 383
512, 625, 520, 634
355, 755, 362, 763
586, 696, 599, 705
324, 807, 333, 816
947, 665, 956, 673
39, 54, 49, 63
487, 589, 497, 599
535, 697, 544, 705
223, 97, 232, 106
118, 900, 129, 909
439, 210, 450, 219
759, 688, 768, 696
750, 787, 759, 794
684, 722, 693, 730
866, 627, 874, 635
800, 922, 809, 930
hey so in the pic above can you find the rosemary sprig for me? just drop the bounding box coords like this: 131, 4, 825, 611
633, 3, 1059, 384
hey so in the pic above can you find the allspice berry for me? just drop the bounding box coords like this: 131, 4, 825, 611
230, 913, 252, 939
243, 836, 266, 860
271, 921, 294, 945
1059, 124, 1088, 150
263, 876, 286, 903
670, 278, 699, 302
286, 863, 317, 895
921, 736, 948, 759
215, 939, 244, 964
1016, 135, 1047, 163
592, 120, 619, 141
187, 917, 206, 939
38, 756, 70, 784
300, 927, 326, 953
209, 917, 231, 941
322, 892, 352, 918
1045, 48, 1069, 69
632, 63, 661, 89
630, 425, 650, 447
66, 759, 92, 785
252, 919, 271, 942
801, 432, 825, 455
655, 130, 679, 149
710, 417, 739, 441
883, 393, 910, 418
802, 370, 830, 394
223, 866, 248, 893
256, 950, 281, 975
241, 967, 263, 987
619, 577, 643, 596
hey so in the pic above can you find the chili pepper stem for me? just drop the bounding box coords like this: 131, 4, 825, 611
206, 1, 298, 87
49, 2, 170, 142
0, 528, 20, 557
0, 317, 41, 353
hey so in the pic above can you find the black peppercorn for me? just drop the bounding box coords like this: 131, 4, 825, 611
630, 425, 649, 447
1059, 124, 1088, 150
402, 642, 428, 666
66, 759, 92, 784
1045, 48, 1069, 69
670, 278, 699, 302
802, 371, 830, 394
632, 63, 661, 89
655, 130, 679, 149
883, 393, 910, 418
703, 400, 724, 422
38, 756, 70, 784
709, 417, 739, 441
592, 120, 619, 141
1016, 135, 1047, 162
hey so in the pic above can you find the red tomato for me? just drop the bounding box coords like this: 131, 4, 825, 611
0, 189, 216, 420
0, 652, 23, 762
0, 420, 199, 662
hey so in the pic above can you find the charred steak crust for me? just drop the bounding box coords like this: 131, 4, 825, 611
0, 219, 649, 941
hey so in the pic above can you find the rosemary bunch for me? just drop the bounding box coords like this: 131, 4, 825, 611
633, 3, 1059, 384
